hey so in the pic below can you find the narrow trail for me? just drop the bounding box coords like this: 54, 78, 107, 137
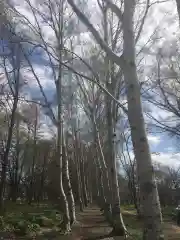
72, 207, 114, 240
73, 207, 180, 240
62, 207, 180, 240
38, 206, 115, 240
34, 206, 180, 239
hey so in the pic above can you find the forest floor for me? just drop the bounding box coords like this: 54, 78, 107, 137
122, 205, 180, 240
0, 203, 180, 239
40, 206, 180, 240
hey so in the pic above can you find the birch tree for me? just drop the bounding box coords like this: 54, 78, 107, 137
66, 0, 164, 239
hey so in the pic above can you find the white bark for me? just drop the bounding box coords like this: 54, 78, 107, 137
73, 129, 84, 211
63, 132, 76, 224
80, 143, 89, 207
122, 1, 163, 239
102, 3, 126, 235
56, 0, 71, 231
93, 121, 110, 206
67, 0, 164, 239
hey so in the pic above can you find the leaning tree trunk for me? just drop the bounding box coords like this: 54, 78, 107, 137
66, 0, 164, 239
92, 120, 112, 222
103, 4, 114, 206
56, 79, 70, 232
63, 132, 76, 224
93, 119, 111, 199
102, 4, 125, 234
103, 3, 127, 236
56, 0, 70, 231
122, 1, 164, 239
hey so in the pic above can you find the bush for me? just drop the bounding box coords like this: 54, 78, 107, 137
13, 220, 29, 235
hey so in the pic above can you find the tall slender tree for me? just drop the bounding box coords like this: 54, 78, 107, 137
66, 0, 164, 239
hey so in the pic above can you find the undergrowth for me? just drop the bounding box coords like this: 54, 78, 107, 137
0, 202, 63, 238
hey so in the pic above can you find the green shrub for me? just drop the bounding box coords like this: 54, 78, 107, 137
13, 220, 29, 235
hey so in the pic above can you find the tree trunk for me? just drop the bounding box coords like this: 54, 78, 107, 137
38, 154, 47, 202
122, 1, 164, 239
28, 107, 38, 205
92, 123, 112, 221
66, 0, 164, 238
93, 120, 111, 204
176, 0, 180, 26
102, 4, 125, 234
12, 115, 20, 202
56, 0, 70, 230
63, 133, 76, 224
0, 88, 19, 210
80, 145, 89, 207
73, 130, 84, 211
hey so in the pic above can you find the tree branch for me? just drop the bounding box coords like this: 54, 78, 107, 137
67, 0, 123, 67
135, 0, 150, 44
104, 0, 123, 21
63, 62, 128, 114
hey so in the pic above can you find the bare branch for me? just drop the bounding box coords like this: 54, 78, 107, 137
135, 0, 150, 44
62, 61, 128, 114
104, 0, 123, 21
67, 0, 123, 66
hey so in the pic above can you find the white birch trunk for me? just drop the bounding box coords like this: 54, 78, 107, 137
73, 130, 84, 211
56, 0, 70, 231
122, 1, 164, 239
66, 0, 164, 238
62, 133, 76, 224
102, 3, 126, 235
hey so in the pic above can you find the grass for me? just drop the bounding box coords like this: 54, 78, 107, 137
162, 206, 177, 220
121, 204, 180, 240
0, 202, 179, 240
0, 201, 63, 238
121, 206, 142, 239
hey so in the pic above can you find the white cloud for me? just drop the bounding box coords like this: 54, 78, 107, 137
147, 135, 161, 144
152, 152, 180, 168
122, 150, 180, 169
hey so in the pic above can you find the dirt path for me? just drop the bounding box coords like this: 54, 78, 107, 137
164, 222, 180, 240
71, 207, 180, 240
38, 206, 180, 239
65, 207, 180, 240
37, 206, 114, 240
73, 207, 113, 240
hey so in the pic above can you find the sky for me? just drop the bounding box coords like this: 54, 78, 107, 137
6, 0, 180, 169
